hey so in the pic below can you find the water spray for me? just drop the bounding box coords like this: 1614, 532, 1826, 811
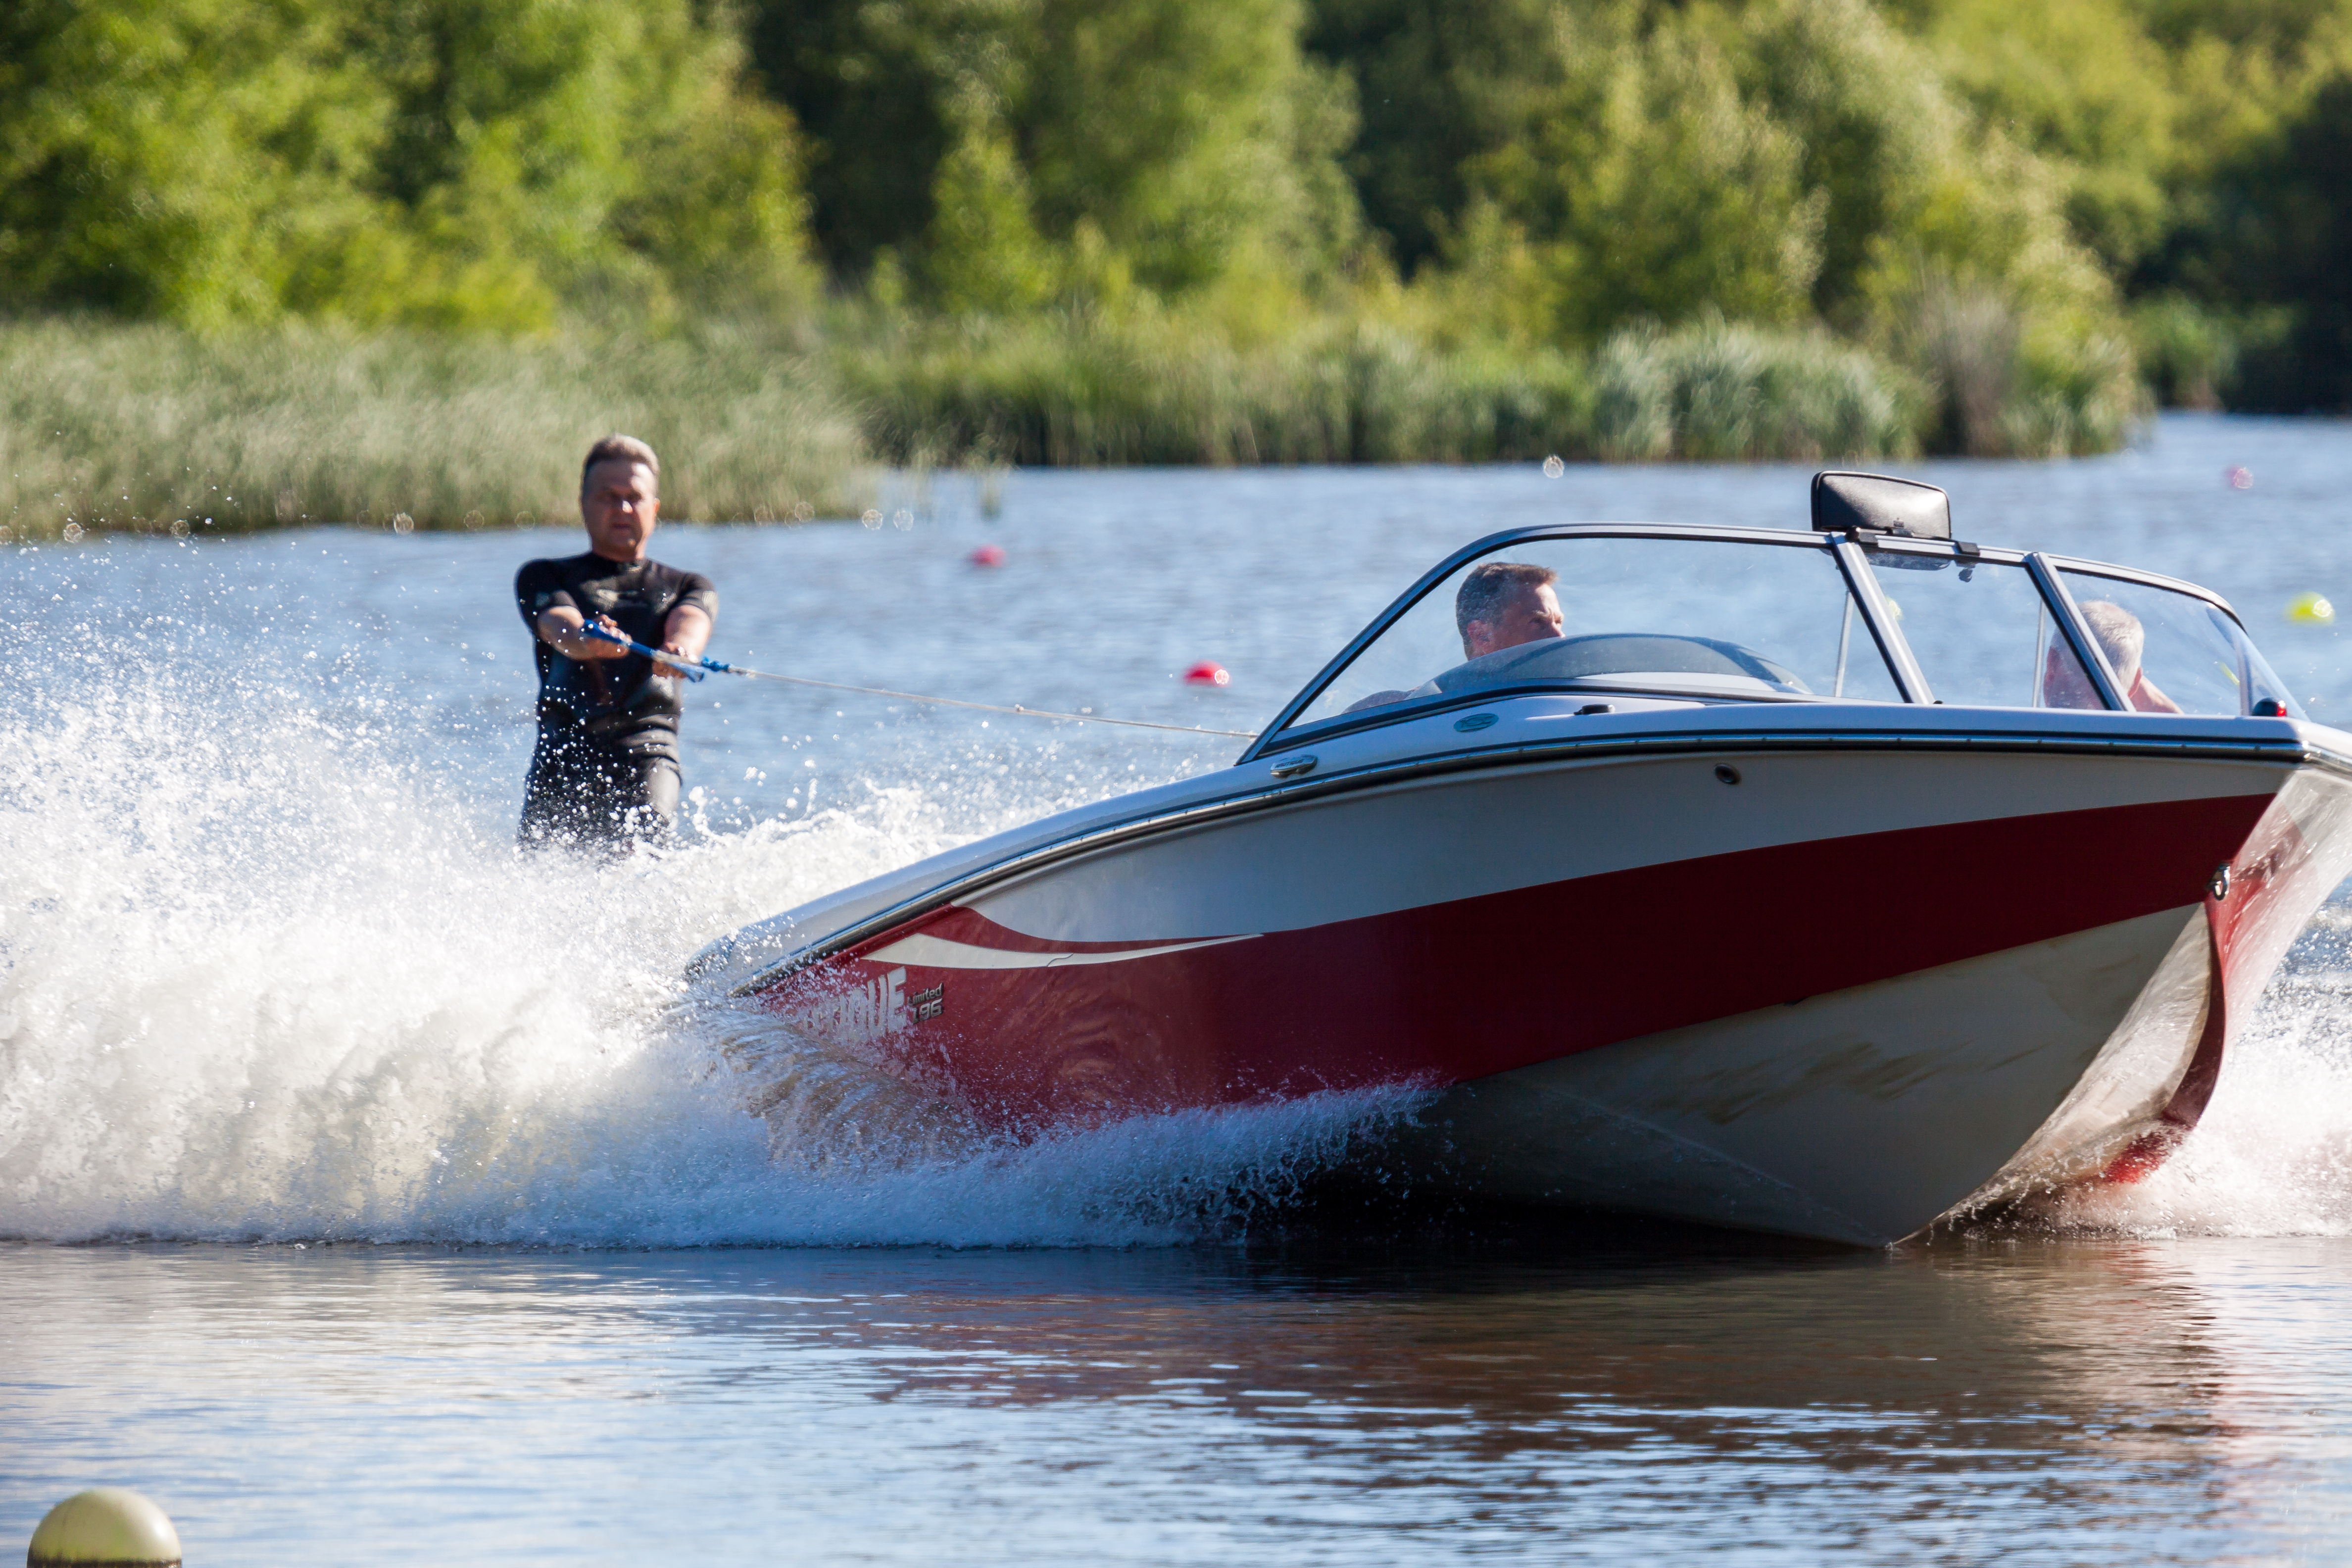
574, 622, 1253, 738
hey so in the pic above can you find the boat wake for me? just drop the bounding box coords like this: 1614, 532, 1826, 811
0, 678, 1411, 1248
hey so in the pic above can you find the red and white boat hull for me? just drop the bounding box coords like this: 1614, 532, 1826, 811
703, 702, 2352, 1244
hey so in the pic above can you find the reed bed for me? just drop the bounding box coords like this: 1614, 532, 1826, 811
3, 307, 2144, 543
1897, 279, 2150, 458
840, 314, 1916, 467
0, 320, 865, 542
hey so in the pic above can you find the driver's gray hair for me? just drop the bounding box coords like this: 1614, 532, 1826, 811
1456, 561, 1557, 639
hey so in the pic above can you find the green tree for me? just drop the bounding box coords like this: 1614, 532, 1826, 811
0, 0, 389, 328
748, 0, 1361, 306
1454, 3, 1830, 343
1906, 0, 2176, 272
1720, 0, 1949, 322
1395, 0, 2133, 448
1013, 0, 1360, 297
337, 0, 816, 326
0, 0, 814, 330
923, 93, 1057, 313
1535, 17, 1824, 338
1300, 0, 1560, 278
2161, 70, 2352, 409
743, 0, 951, 276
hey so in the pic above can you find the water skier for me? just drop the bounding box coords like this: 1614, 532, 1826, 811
515, 435, 718, 849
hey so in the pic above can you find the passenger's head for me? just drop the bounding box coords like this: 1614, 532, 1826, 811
2077, 600, 2146, 687
2041, 599, 2145, 709
580, 433, 661, 561
1456, 561, 1564, 659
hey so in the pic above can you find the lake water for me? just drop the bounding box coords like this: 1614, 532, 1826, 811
8, 414, 2352, 1563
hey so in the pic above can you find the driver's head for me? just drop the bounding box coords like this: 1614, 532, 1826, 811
1456, 562, 1563, 659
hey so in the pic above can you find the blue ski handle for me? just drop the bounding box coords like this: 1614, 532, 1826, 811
576, 620, 720, 681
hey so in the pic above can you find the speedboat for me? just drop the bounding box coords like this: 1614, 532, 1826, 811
689, 472, 2352, 1245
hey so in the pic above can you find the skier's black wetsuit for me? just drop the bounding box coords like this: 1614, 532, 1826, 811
514, 553, 718, 848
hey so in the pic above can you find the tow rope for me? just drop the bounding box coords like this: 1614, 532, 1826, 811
576, 623, 1255, 739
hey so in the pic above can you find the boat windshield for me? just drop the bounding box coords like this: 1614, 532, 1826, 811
1862, 549, 2102, 710
2057, 569, 2298, 716
1285, 534, 1903, 731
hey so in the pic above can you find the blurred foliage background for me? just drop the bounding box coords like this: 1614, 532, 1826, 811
5, 0, 2350, 530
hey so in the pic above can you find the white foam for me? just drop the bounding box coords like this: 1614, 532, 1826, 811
0, 678, 1413, 1247
2025, 911, 2352, 1238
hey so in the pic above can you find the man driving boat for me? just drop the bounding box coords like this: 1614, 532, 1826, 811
1344, 562, 1565, 713
1455, 561, 1564, 659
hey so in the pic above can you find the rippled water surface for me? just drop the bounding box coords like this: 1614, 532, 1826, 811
8, 415, 2352, 1562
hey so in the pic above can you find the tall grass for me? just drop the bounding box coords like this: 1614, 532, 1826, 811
3, 303, 2144, 544
0, 319, 864, 541
1587, 318, 1912, 461
1896, 278, 2148, 457
840, 312, 1914, 468
840, 317, 1569, 465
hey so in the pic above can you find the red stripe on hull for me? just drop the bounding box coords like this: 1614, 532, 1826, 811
2103, 787, 2329, 1182
767, 792, 2276, 1133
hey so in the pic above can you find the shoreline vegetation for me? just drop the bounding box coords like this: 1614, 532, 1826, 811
0, 304, 2133, 541
6, 0, 2348, 541
0, 319, 863, 541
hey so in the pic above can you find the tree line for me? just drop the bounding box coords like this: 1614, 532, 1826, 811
5, 0, 2347, 422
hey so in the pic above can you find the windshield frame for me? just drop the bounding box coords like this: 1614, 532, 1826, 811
2039, 555, 2241, 619
1241, 524, 2285, 762
1245, 523, 1912, 759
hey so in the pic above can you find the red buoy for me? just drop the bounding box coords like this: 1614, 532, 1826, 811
1184, 661, 1230, 687
968, 544, 1006, 567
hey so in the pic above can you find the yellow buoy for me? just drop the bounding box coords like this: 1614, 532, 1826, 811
2287, 592, 2336, 625
26, 1489, 181, 1567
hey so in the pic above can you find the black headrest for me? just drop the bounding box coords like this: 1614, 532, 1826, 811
1811, 471, 1951, 540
